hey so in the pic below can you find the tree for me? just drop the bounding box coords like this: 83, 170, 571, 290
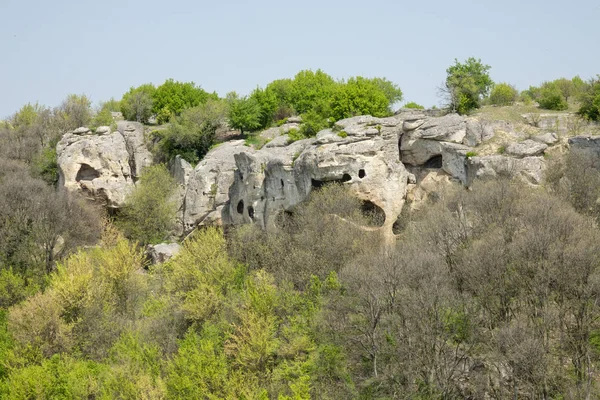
369, 77, 403, 107
442, 57, 493, 114
117, 164, 178, 244
489, 82, 518, 106
226, 92, 262, 135
120, 84, 156, 123
330, 76, 394, 121
289, 69, 337, 116
403, 101, 425, 109
152, 79, 216, 124
57, 94, 92, 129
578, 76, 600, 121
156, 99, 229, 163
538, 81, 568, 110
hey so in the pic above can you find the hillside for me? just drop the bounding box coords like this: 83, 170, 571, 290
2, 69, 600, 398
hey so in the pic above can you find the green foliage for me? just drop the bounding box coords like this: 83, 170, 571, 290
330, 76, 392, 121
465, 151, 478, 158
249, 86, 279, 130
538, 81, 569, 110
369, 77, 403, 106
337, 131, 348, 138
578, 76, 600, 121
152, 79, 216, 124
227, 92, 263, 135
90, 102, 115, 130
0, 268, 33, 308
489, 82, 518, 106
120, 83, 156, 123
31, 145, 59, 186
156, 99, 228, 164
0, 355, 105, 399
289, 69, 337, 115
118, 165, 178, 244
444, 57, 493, 114
403, 101, 425, 109
299, 109, 328, 138
287, 128, 304, 143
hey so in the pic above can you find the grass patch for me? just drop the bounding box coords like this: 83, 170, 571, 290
244, 133, 270, 149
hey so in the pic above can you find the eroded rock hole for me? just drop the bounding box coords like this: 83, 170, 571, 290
281, 179, 285, 188
237, 200, 244, 214
361, 200, 386, 227
423, 155, 443, 169
358, 169, 366, 179
311, 174, 353, 189
248, 206, 255, 219
76, 164, 100, 182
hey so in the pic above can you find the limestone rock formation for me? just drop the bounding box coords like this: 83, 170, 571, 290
146, 242, 181, 264
218, 116, 410, 241
505, 140, 548, 158
117, 121, 153, 179
57, 127, 134, 208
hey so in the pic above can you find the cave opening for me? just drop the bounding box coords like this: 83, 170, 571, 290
311, 174, 352, 189
423, 155, 443, 169
237, 200, 244, 214
248, 206, 255, 220
358, 169, 366, 179
76, 164, 100, 182
361, 200, 386, 227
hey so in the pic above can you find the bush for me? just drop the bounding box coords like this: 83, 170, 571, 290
117, 165, 178, 244
152, 79, 216, 124
403, 101, 425, 109
330, 77, 392, 121
226, 93, 262, 135
120, 84, 156, 123
578, 76, 600, 121
299, 109, 328, 137
443, 57, 493, 114
156, 99, 228, 164
538, 81, 568, 110
489, 83, 518, 106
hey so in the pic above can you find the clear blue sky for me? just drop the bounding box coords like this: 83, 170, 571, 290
1, 0, 599, 118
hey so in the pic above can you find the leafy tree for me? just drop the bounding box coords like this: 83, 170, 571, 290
118, 164, 178, 244
249, 87, 278, 129
90, 101, 116, 130
538, 81, 568, 110
330, 76, 392, 121
369, 77, 403, 106
120, 83, 156, 123
156, 99, 228, 163
489, 82, 518, 106
289, 69, 337, 116
265, 78, 295, 120
227, 92, 262, 135
152, 79, 216, 124
555, 77, 575, 103
578, 75, 600, 121
57, 94, 92, 129
442, 57, 493, 114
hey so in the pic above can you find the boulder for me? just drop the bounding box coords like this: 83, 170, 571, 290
73, 127, 92, 135
57, 129, 133, 208
467, 155, 546, 185
412, 113, 466, 143
95, 126, 111, 135
260, 123, 301, 140
464, 118, 495, 147
532, 132, 559, 145
146, 242, 181, 264
505, 140, 547, 158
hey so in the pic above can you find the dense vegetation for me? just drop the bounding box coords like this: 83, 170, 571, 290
2, 64, 600, 398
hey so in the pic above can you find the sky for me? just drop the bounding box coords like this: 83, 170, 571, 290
1, 0, 599, 118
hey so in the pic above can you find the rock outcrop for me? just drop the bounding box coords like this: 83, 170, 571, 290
57, 126, 134, 208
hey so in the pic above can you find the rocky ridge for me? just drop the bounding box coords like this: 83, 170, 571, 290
56, 109, 598, 238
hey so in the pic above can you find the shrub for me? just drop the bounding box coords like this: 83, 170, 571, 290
330, 77, 392, 121
120, 84, 156, 123
443, 57, 493, 114
152, 79, 216, 124
226, 92, 262, 135
578, 76, 600, 121
337, 131, 348, 138
538, 81, 568, 111
117, 165, 178, 244
489, 83, 518, 106
403, 101, 425, 109
156, 99, 228, 164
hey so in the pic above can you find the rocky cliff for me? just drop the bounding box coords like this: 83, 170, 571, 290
56, 109, 598, 237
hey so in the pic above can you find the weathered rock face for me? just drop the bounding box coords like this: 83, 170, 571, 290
117, 121, 153, 179
219, 116, 410, 241
146, 242, 181, 264
57, 127, 134, 208
182, 140, 253, 231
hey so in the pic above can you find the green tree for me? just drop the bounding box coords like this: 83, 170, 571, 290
330, 76, 393, 121
538, 81, 568, 110
120, 84, 156, 123
489, 82, 518, 106
443, 57, 493, 114
249, 87, 278, 129
156, 99, 229, 163
58, 94, 92, 129
227, 92, 262, 135
152, 79, 216, 124
289, 69, 337, 116
369, 77, 403, 106
578, 76, 600, 121
118, 164, 177, 244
